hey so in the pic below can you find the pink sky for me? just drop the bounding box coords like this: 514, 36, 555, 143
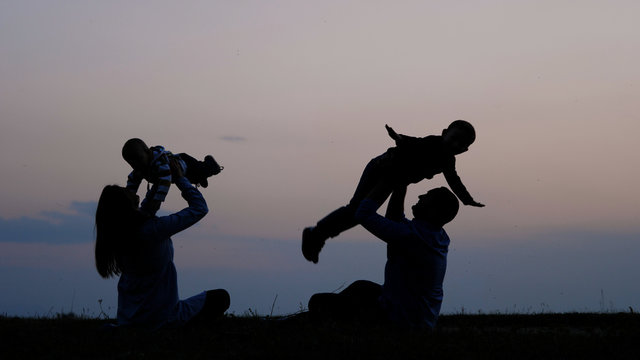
1, 1, 639, 316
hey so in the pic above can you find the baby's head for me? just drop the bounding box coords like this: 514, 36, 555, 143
412, 187, 459, 228
442, 120, 476, 155
122, 138, 152, 171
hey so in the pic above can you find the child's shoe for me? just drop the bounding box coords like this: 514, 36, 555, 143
205, 155, 223, 176
302, 227, 325, 264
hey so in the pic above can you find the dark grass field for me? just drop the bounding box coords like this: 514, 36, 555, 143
1, 312, 639, 359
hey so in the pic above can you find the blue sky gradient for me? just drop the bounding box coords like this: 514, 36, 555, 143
1, 204, 638, 316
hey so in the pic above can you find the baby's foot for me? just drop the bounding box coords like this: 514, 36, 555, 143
302, 227, 325, 264
205, 155, 223, 176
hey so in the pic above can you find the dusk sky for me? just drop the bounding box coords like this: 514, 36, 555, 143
1, 1, 639, 317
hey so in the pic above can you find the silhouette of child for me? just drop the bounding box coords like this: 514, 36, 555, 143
302, 120, 483, 263
122, 138, 223, 215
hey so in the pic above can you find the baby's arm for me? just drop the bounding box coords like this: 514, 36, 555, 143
136, 155, 172, 216
149, 154, 172, 203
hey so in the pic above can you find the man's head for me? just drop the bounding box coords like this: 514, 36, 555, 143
122, 138, 151, 171
412, 187, 459, 227
442, 120, 476, 155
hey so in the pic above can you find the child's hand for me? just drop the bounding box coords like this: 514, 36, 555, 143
385, 124, 401, 141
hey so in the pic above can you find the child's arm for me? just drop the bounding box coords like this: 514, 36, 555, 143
138, 153, 173, 216
443, 164, 485, 207
149, 153, 173, 204
385, 124, 424, 148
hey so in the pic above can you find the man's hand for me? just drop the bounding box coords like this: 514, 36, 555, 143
385, 184, 407, 221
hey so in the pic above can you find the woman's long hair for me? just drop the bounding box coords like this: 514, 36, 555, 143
95, 185, 149, 278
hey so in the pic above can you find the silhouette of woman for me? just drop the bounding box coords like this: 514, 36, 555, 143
95, 159, 229, 329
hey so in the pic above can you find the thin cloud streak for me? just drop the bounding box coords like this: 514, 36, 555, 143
220, 136, 247, 143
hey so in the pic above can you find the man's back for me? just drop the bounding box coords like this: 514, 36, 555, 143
380, 217, 450, 329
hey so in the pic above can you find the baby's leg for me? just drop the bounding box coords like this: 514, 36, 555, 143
176, 153, 198, 183
177, 153, 222, 187
315, 154, 393, 239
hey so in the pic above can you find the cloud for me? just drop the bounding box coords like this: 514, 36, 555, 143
0, 201, 96, 244
220, 135, 247, 143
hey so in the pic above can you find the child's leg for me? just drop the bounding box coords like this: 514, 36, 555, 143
177, 153, 201, 184
303, 154, 395, 263
314, 154, 392, 240
177, 153, 222, 187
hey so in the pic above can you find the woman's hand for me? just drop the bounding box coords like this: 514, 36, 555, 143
169, 158, 184, 181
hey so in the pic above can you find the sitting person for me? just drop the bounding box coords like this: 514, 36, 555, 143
308, 183, 459, 330
95, 160, 229, 329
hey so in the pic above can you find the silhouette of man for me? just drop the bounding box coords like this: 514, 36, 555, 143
309, 183, 459, 330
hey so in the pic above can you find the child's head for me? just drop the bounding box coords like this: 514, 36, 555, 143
122, 138, 151, 171
412, 187, 459, 227
442, 120, 476, 155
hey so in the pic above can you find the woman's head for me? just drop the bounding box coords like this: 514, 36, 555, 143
98, 185, 139, 214
95, 185, 144, 278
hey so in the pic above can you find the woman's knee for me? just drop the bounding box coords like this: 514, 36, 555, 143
205, 289, 231, 312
